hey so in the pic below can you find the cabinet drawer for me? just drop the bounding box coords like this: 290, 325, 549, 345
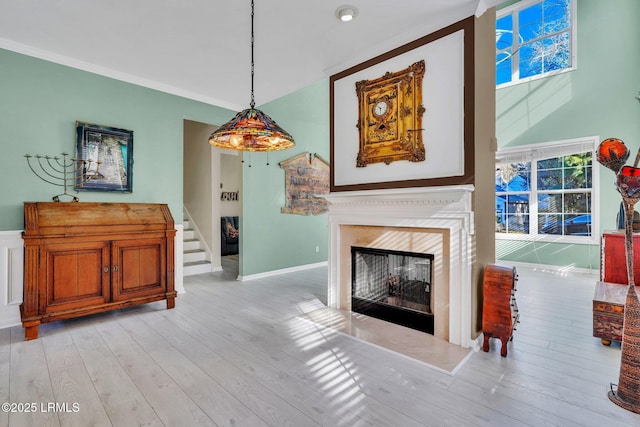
593, 312, 623, 342
593, 301, 624, 315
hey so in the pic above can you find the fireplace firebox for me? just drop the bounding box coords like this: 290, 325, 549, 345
351, 246, 434, 334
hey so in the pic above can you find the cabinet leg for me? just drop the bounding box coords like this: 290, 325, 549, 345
23, 323, 39, 341
166, 297, 175, 310
500, 337, 508, 357
482, 335, 490, 352
601, 338, 612, 346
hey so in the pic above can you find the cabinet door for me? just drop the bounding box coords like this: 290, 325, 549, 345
43, 241, 111, 313
112, 238, 166, 301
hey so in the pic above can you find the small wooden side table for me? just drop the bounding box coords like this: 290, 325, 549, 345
593, 281, 627, 346
482, 264, 519, 357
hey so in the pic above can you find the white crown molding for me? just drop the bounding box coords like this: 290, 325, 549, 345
0, 37, 243, 111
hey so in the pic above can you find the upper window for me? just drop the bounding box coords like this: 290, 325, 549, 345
496, 137, 598, 244
496, 0, 576, 87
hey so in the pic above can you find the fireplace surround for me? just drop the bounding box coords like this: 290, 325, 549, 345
323, 185, 475, 348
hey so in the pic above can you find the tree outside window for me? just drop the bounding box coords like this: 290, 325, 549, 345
496, 151, 592, 238
496, 0, 574, 86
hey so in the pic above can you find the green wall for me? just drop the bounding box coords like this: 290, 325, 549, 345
240, 79, 330, 276
496, 0, 640, 269
0, 49, 234, 230
0, 48, 329, 277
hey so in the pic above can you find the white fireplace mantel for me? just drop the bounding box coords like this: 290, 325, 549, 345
324, 184, 476, 348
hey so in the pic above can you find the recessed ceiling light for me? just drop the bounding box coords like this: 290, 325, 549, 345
335, 5, 358, 22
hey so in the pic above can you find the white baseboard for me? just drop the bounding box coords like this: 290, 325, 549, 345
495, 259, 599, 277
238, 261, 328, 281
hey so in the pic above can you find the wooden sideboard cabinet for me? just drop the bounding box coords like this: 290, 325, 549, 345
482, 264, 519, 357
20, 202, 176, 340
600, 232, 640, 284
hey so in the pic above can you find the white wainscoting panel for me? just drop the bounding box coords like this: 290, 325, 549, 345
0, 231, 23, 329
174, 224, 184, 294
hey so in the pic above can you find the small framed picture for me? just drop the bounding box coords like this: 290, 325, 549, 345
75, 121, 133, 193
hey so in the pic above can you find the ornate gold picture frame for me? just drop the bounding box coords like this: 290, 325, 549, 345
356, 60, 425, 167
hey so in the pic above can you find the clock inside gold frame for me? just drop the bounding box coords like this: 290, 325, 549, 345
355, 60, 425, 167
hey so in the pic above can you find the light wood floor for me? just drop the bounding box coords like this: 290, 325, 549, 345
2, 260, 640, 426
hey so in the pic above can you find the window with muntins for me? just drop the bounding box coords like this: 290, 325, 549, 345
496, 0, 575, 86
495, 137, 598, 243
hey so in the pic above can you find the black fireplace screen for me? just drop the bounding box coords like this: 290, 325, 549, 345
351, 246, 434, 334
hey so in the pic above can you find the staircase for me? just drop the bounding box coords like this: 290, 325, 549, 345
183, 217, 212, 276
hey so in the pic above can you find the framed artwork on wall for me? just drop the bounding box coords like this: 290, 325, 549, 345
330, 17, 475, 192
74, 121, 134, 193
279, 152, 330, 215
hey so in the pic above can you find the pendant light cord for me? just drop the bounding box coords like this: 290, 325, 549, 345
250, 0, 255, 109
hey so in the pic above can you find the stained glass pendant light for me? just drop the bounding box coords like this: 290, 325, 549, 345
209, 0, 295, 152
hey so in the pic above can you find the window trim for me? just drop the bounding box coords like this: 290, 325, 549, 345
496, 0, 577, 89
495, 136, 599, 245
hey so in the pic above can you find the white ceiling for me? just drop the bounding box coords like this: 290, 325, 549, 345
0, 0, 502, 111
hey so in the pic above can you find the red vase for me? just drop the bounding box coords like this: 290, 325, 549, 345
617, 166, 640, 198
598, 138, 629, 172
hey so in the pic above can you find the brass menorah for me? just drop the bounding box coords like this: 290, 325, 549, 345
24, 152, 101, 202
